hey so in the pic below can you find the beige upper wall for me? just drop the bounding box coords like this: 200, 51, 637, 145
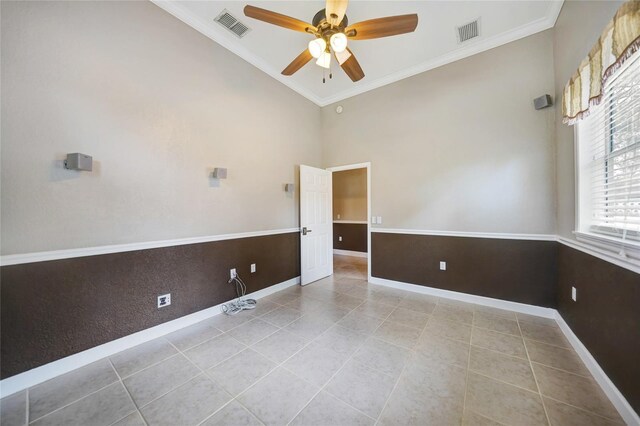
0, 1, 321, 255
553, 0, 623, 240
322, 30, 556, 234
333, 168, 367, 221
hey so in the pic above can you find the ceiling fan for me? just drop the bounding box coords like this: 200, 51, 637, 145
243, 1, 418, 82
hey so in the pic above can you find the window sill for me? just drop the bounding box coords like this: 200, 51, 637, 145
573, 231, 640, 265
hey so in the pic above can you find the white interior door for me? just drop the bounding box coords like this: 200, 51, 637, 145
300, 165, 333, 285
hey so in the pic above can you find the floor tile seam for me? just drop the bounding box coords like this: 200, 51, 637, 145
471, 324, 529, 341
283, 340, 380, 426
195, 398, 266, 426
528, 360, 593, 379
520, 335, 572, 350
27, 377, 123, 424
164, 326, 226, 352
461, 310, 475, 423
117, 349, 185, 381
517, 315, 552, 426
540, 394, 626, 423
106, 358, 147, 426
183, 329, 250, 363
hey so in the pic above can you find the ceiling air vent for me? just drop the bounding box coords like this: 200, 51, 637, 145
456, 19, 480, 43
214, 9, 251, 38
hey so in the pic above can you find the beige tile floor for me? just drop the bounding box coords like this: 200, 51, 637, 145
0, 255, 624, 426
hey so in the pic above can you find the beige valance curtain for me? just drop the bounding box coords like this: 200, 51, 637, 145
562, 0, 640, 125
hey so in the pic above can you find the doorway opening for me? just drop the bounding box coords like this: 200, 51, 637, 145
327, 163, 371, 282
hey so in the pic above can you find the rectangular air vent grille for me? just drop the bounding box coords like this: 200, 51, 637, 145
214, 10, 251, 38
457, 19, 479, 43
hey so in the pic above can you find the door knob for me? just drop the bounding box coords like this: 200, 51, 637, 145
302, 227, 312, 235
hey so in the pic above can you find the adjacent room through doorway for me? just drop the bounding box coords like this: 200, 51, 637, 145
330, 165, 369, 282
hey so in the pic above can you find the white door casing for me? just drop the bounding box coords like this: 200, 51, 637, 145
300, 165, 333, 285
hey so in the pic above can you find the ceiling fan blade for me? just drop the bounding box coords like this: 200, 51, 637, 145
325, 0, 349, 26
346, 14, 418, 40
339, 48, 364, 82
244, 5, 315, 33
282, 49, 314, 76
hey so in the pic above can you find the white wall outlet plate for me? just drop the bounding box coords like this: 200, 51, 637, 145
157, 293, 171, 308
371, 216, 377, 224
439, 261, 447, 271
571, 286, 577, 301
250, 264, 256, 273
339, 236, 342, 241
230, 268, 237, 279
337, 214, 341, 219
377, 216, 383, 224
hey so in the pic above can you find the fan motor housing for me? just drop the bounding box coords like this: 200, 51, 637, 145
312, 9, 348, 30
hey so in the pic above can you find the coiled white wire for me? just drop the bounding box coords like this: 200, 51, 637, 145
221, 273, 257, 315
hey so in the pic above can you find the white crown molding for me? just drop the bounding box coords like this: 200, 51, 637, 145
151, 0, 564, 107
372, 227, 557, 241
150, 0, 324, 106
0, 276, 300, 399
0, 228, 299, 266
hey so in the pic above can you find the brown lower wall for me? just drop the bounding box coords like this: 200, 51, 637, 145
333, 223, 367, 253
557, 244, 640, 413
371, 232, 557, 307
0, 232, 300, 379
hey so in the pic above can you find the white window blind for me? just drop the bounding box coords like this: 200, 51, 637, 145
578, 51, 640, 246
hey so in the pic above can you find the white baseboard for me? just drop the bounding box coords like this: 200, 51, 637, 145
368, 276, 556, 318
554, 312, 640, 425
0, 276, 300, 398
333, 249, 368, 258
369, 275, 638, 423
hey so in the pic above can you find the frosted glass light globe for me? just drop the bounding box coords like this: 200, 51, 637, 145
308, 38, 327, 58
330, 33, 348, 53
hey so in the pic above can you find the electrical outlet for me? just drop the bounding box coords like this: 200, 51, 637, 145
439, 261, 447, 271
230, 268, 237, 279
571, 286, 577, 301
339, 236, 342, 242
157, 293, 171, 308
251, 263, 256, 273
372, 216, 377, 224
337, 214, 341, 219
377, 216, 383, 224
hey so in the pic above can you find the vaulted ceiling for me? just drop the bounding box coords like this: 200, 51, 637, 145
152, 1, 563, 106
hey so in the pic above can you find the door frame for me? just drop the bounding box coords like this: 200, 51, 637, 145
325, 162, 372, 282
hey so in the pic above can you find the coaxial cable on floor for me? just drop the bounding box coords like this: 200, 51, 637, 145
221, 273, 257, 315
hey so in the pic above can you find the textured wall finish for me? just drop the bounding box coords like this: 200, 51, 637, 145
333, 223, 368, 253
371, 233, 557, 307
557, 244, 640, 413
0, 232, 300, 379
0, 1, 321, 255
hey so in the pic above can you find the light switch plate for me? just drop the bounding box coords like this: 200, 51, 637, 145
251, 264, 256, 273
372, 216, 377, 224
439, 261, 447, 271
339, 236, 342, 241
571, 286, 577, 301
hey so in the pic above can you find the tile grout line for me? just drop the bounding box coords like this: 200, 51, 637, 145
26, 376, 121, 424
285, 294, 401, 426
461, 309, 475, 422
540, 394, 626, 423
106, 358, 148, 426
372, 300, 435, 425
517, 317, 553, 426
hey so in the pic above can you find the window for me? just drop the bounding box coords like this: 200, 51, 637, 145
576, 51, 640, 262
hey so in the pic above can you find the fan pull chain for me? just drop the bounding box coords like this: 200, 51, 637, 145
323, 67, 326, 84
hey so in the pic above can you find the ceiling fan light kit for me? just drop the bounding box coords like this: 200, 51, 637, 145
243, 1, 418, 83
